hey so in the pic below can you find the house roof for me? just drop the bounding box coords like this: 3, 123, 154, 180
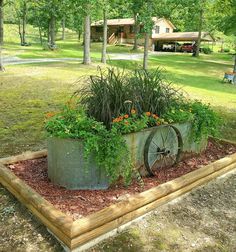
91, 17, 175, 29
152, 32, 214, 41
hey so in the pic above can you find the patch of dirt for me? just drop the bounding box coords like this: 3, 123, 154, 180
88, 171, 236, 252
0, 186, 63, 252
7, 139, 236, 220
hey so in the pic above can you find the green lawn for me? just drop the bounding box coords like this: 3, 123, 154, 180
1, 25, 236, 157
3, 24, 141, 59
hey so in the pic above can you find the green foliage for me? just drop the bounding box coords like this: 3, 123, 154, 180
112, 111, 167, 134
77, 67, 183, 129
45, 105, 132, 184
77, 68, 220, 142
188, 101, 221, 142
222, 48, 230, 53
202, 47, 212, 54
162, 108, 194, 124
163, 100, 221, 142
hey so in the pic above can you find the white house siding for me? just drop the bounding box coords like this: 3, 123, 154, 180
152, 19, 174, 36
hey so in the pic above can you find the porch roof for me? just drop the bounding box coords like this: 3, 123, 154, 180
91, 17, 175, 29
152, 32, 214, 42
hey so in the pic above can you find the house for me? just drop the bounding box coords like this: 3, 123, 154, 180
91, 17, 175, 47
91, 17, 214, 51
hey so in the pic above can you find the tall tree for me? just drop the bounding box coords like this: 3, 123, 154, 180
101, 4, 107, 64
213, 0, 236, 72
83, 11, 91, 64
129, 0, 143, 51
0, 0, 4, 71
14, 0, 28, 45
139, 0, 154, 70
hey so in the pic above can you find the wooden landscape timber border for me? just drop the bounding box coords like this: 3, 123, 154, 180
1, 141, 236, 251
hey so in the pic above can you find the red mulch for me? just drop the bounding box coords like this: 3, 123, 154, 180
7, 139, 236, 220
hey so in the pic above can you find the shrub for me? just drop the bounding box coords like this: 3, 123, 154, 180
223, 48, 230, 53
77, 68, 183, 128
202, 47, 212, 54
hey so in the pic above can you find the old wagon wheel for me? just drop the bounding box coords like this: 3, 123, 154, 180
144, 125, 183, 176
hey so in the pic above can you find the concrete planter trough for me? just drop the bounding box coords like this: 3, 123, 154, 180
47, 122, 207, 190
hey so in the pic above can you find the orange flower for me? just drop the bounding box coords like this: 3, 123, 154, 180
145, 112, 151, 117
124, 114, 129, 119
152, 114, 159, 119
156, 122, 161, 126
125, 121, 129, 125
112, 118, 118, 123
131, 109, 136, 114
46, 112, 56, 118
118, 116, 124, 121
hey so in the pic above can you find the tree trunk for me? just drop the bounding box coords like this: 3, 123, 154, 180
18, 21, 23, 45
50, 15, 56, 47
132, 13, 138, 51
143, 33, 149, 70
78, 30, 81, 41
47, 21, 50, 43
38, 25, 43, 45
101, 8, 107, 64
234, 55, 236, 73
0, 0, 4, 71
22, 1, 27, 45
193, 8, 203, 57
62, 15, 65, 40
83, 14, 91, 65
0, 0, 3, 46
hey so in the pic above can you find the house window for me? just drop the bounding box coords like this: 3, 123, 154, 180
95, 26, 103, 33
155, 26, 160, 34
166, 28, 170, 33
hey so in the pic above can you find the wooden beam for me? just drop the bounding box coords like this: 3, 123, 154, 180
70, 164, 236, 248
71, 153, 236, 237
0, 150, 47, 165
0, 164, 73, 236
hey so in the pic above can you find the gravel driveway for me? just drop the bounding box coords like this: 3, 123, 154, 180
0, 170, 236, 252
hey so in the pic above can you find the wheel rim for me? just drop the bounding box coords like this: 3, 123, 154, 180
144, 125, 183, 176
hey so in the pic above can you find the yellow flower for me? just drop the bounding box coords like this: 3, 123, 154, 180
131, 109, 136, 114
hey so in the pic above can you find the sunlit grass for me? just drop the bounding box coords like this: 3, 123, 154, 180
1, 25, 236, 157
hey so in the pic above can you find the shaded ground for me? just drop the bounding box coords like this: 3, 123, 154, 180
89, 170, 236, 252
1, 170, 235, 252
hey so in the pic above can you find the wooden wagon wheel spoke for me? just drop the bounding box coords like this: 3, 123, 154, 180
144, 125, 183, 176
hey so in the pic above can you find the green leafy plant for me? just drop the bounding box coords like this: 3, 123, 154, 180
112, 110, 167, 134
45, 105, 132, 184
186, 101, 221, 142
202, 47, 212, 54
46, 68, 221, 186
163, 100, 221, 142
76, 67, 183, 129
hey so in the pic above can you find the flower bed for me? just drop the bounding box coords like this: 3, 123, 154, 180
6, 139, 236, 219
45, 68, 220, 190
1, 139, 236, 251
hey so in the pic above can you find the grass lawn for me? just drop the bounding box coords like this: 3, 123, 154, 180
3, 24, 141, 59
0, 25, 236, 157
